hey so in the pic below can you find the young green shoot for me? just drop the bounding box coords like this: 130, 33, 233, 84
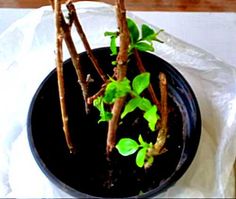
104, 31, 119, 56
93, 17, 166, 167
121, 72, 160, 131
93, 72, 160, 167
116, 134, 154, 168
93, 72, 160, 132
105, 18, 163, 57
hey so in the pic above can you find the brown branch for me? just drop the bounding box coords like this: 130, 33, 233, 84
106, 0, 130, 155
66, 1, 107, 82
87, 83, 106, 105
145, 72, 168, 168
133, 48, 161, 111
55, 0, 75, 154
48, 0, 54, 9
49, 0, 89, 113
159, 72, 168, 130
115, 0, 130, 80
87, 67, 118, 105
63, 28, 89, 113
153, 72, 168, 152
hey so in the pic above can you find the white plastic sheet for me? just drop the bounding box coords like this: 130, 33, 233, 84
0, 2, 235, 198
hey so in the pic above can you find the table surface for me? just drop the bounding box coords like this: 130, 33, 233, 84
1, 0, 236, 11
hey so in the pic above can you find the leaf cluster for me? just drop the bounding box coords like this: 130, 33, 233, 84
93, 77, 131, 123
127, 18, 163, 53
116, 134, 154, 168
93, 18, 164, 168
93, 72, 159, 132
105, 18, 163, 56
121, 72, 159, 131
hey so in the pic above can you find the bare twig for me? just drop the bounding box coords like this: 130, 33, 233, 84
87, 83, 106, 105
153, 72, 168, 152
87, 67, 118, 104
145, 72, 168, 168
63, 28, 89, 113
159, 73, 168, 130
66, 1, 107, 82
106, 0, 130, 154
49, 0, 89, 113
54, 0, 75, 153
133, 48, 161, 111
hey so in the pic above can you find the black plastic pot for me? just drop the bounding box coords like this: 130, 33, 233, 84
27, 47, 201, 198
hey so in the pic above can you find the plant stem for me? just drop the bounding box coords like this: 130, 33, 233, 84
159, 73, 168, 130
153, 72, 168, 152
87, 67, 118, 104
63, 27, 89, 113
106, 0, 130, 154
87, 83, 106, 105
55, 0, 75, 154
115, 0, 129, 80
133, 48, 161, 111
49, 0, 89, 113
66, 1, 107, 82
146, 72, 168, 167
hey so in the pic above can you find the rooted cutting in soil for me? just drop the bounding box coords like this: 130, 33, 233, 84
29, 48, 189, 197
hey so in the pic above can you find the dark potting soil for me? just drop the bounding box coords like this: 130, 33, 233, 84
28, 48, 194, 198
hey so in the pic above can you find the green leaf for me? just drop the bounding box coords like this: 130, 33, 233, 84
98, 111, 113, 123
147, 156, 154, 166
93, 96, 105, 115
127, 18, 140, 44
138, 134, 145, 145
110, 36, 117, 55
153, 37, 164, 44
103, 78, 131, 104
104, 31, 118, 55
112, 60, 117, 65
141, 26, 164, 44
134, 42, 154, 52
121, 97, 141, 119
115, 78, 131, 97
103, 82, 117, 103
132, 72, 150, 95
116, 138, 139, 156
136, 148, 147, 168
138, 134, 149, 148
104, 31, 118, 37
93, 97, 112, 123
156, 29, 165, 38
93, 96, 102, 109
143, 105, 160, 131
141, 24, 155, 40
138, 97, 152, 112
144, 34, 157, 43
